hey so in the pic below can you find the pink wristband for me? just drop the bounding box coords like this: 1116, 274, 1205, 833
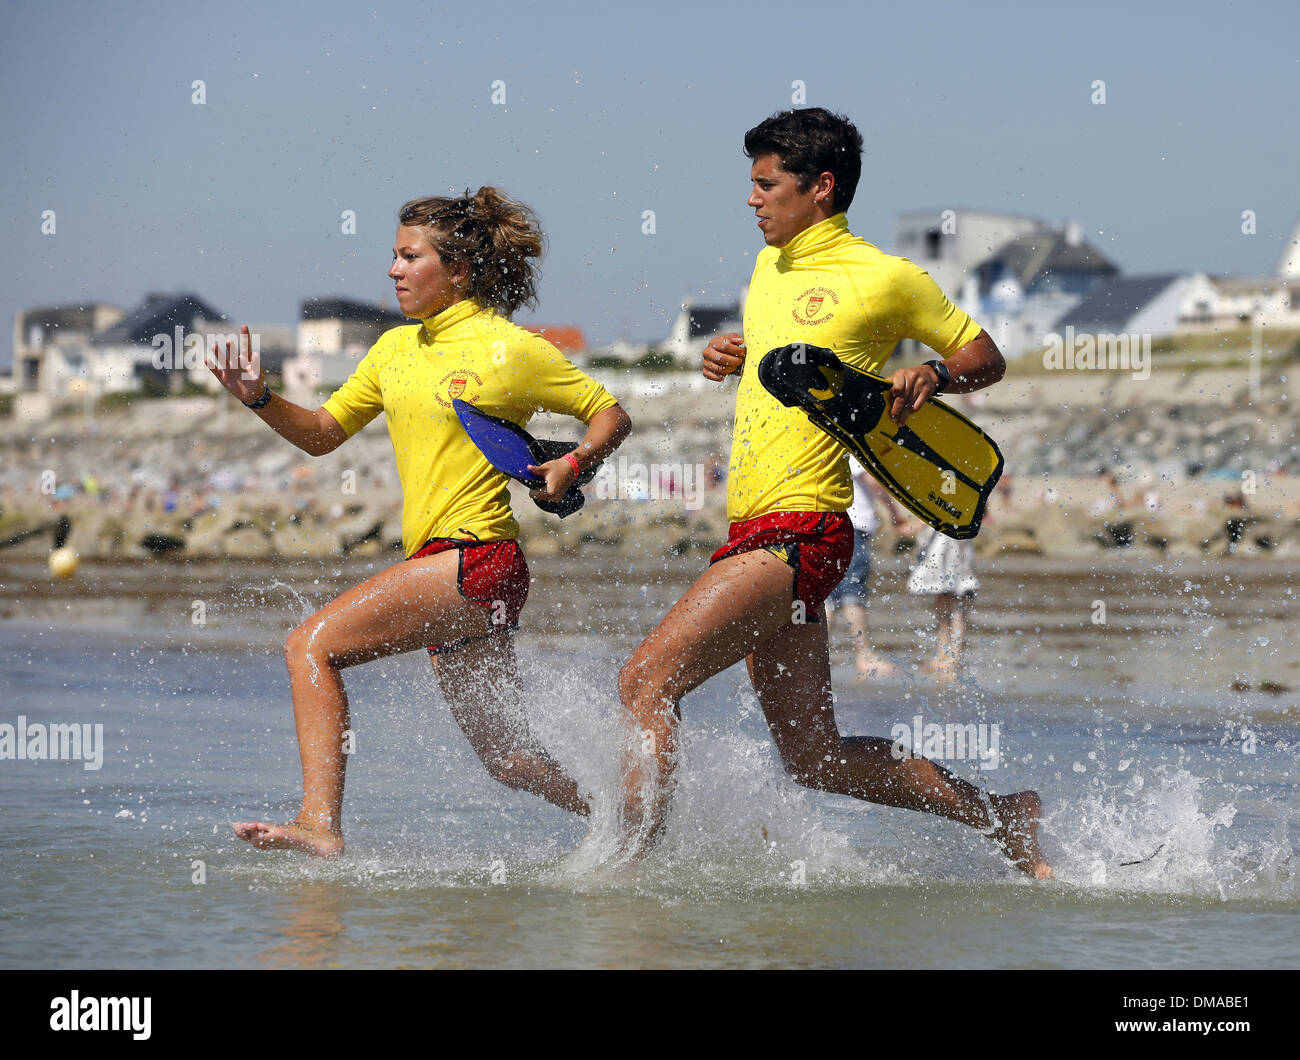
563, 453, 581, 477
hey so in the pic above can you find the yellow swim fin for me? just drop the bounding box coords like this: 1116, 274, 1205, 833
758, 343, 1004, 539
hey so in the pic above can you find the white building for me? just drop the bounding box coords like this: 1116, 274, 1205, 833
584, 338, 652, 366
893, 209, 1046, 301
281, 297, 407, 396
11, 303, 125, 393
660, 298, 742, 366
9, 303, 128, 417
90, 293, 232, 394
1185, 276, 1300, 332
1276, 216, 1300, 282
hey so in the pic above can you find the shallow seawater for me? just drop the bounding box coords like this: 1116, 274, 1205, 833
0, 554, 1296, 968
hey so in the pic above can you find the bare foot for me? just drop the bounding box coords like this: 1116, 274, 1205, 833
986, 791, 1053, 879
233, 819, 344, 858
856, 652, 900, 679
921, 654, 959, 686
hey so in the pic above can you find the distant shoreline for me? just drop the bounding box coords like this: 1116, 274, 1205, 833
2, 362, 1296, 565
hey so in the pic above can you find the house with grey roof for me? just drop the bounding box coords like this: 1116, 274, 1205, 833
892, 210, 1119, 358
974, 224, 1119, 358
973, 225, 1118, 301
8, 293, 296, 418
893, 209, 1044, 299
91, 292, 293, 394
1050, 274, 1213, 338
91, 292, 227, 390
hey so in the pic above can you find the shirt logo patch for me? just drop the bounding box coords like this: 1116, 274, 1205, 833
794, 286, 839, 325
437, 368, 484, 407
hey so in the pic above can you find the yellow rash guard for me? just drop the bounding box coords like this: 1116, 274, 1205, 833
321, 298, 618, 555
729, 212, 983, 521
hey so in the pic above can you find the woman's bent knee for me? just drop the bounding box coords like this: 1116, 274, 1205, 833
285, 617, 334, 672
285, 622, 312, 663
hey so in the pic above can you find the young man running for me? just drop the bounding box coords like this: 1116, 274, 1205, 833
618, 108, 1052, 879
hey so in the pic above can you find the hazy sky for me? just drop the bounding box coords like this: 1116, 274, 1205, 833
4, 0, 1297, 365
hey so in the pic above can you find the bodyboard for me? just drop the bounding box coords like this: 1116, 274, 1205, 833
757, 343, 1003, 539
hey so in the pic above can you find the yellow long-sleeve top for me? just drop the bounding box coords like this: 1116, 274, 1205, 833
729, 212, 983, 521
322, 299, 619, 555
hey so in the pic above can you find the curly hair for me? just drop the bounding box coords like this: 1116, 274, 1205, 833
398, 187, 545, 317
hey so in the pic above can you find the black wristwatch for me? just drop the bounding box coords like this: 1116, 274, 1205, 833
243, 386, 273, 410
922, 358, 950, 394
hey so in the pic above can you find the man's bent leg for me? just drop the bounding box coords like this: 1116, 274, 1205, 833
749, 619, 1052, 878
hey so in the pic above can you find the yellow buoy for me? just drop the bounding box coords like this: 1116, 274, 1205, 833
48, 546, 79, 579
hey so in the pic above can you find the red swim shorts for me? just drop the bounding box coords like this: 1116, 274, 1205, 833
408, 537, 530, 654
709, 511, 853, 619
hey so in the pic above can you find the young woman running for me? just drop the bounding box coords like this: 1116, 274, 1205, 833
210, 187, 631, 856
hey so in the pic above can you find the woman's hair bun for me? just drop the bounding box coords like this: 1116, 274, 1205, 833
398, 187, 544, 317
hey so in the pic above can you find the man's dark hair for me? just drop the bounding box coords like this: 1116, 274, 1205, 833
743, 108, 864, 213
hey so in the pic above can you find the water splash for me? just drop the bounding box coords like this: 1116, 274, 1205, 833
1046, 764, 1294, 899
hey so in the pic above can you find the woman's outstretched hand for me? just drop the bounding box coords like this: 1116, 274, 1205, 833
208, 324, 266, 404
